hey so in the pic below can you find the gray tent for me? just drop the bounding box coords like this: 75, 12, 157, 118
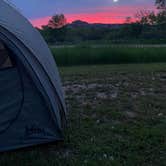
0, 1, 66, 152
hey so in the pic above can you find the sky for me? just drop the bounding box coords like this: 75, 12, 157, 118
8, 0, 155, 27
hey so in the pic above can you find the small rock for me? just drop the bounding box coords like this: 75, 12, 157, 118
126, 111, 137, 118
149, 88, 154, 92
96, 120, 101, 124
158, 113, 163, 117
110, 91, 118, 98
140, 90, 146, 96
152, 77, 155, 81
97, 93, 107, 99
109, 156, 114, 161
131, 93, 138, 98
103, 154, 107, 158
84, 159, 88, 163
91, 136, 95, 142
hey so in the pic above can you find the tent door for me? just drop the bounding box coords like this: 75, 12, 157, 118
0, 44, 23, 134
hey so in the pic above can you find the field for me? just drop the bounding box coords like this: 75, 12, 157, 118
51, 46, 166, 66
0, 63, 165, 166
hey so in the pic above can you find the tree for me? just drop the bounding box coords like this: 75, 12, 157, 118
135, 10, 157, 25
125, 17, 132, 24
156, 0, 166, 9
48, 14, 67, 29
156, 10, 166, 29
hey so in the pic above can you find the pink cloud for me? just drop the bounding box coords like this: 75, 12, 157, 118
30, 5, 156, 28
31, 17, 51, 28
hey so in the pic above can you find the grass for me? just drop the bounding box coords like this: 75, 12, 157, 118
51, 46, 166, 66
0, 63, 166, 166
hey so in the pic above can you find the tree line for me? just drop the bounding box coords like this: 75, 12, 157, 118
38, 0, 166, 44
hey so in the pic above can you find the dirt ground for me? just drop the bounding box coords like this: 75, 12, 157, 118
0, 64, 165, 166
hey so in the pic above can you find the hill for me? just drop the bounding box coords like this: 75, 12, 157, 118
67, 20, 123, 29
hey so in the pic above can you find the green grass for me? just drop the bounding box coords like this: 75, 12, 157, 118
51, 46, 166, 66
0, 64, 166, 166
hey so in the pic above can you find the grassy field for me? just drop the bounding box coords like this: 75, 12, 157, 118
51, 46, 166, 66
0, 63, 166, 166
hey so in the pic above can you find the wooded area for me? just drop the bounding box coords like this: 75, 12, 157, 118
38, 0, 166, 44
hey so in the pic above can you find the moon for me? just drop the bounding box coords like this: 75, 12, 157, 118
113, 0, 119, 2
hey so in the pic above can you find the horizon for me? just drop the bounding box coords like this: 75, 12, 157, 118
9, 0, 155, 28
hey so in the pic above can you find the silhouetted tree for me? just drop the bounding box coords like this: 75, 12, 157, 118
156, 0, 166, 9
135, 10, 157, 25
125, 17, 132, 24
48, 14, 67, 29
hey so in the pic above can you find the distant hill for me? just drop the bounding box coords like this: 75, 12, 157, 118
67, 20, 123, 29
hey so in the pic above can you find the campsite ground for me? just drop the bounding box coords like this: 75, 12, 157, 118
0, 63, 166, 166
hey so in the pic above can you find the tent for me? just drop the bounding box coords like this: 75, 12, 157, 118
0, 1, 66, 152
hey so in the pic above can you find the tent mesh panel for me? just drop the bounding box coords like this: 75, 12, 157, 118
0, 41, 13, 69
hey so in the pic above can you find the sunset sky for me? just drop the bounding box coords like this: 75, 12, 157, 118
9, 0, 155, 27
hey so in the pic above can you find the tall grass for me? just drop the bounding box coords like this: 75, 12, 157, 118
51, 46, 166, 66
